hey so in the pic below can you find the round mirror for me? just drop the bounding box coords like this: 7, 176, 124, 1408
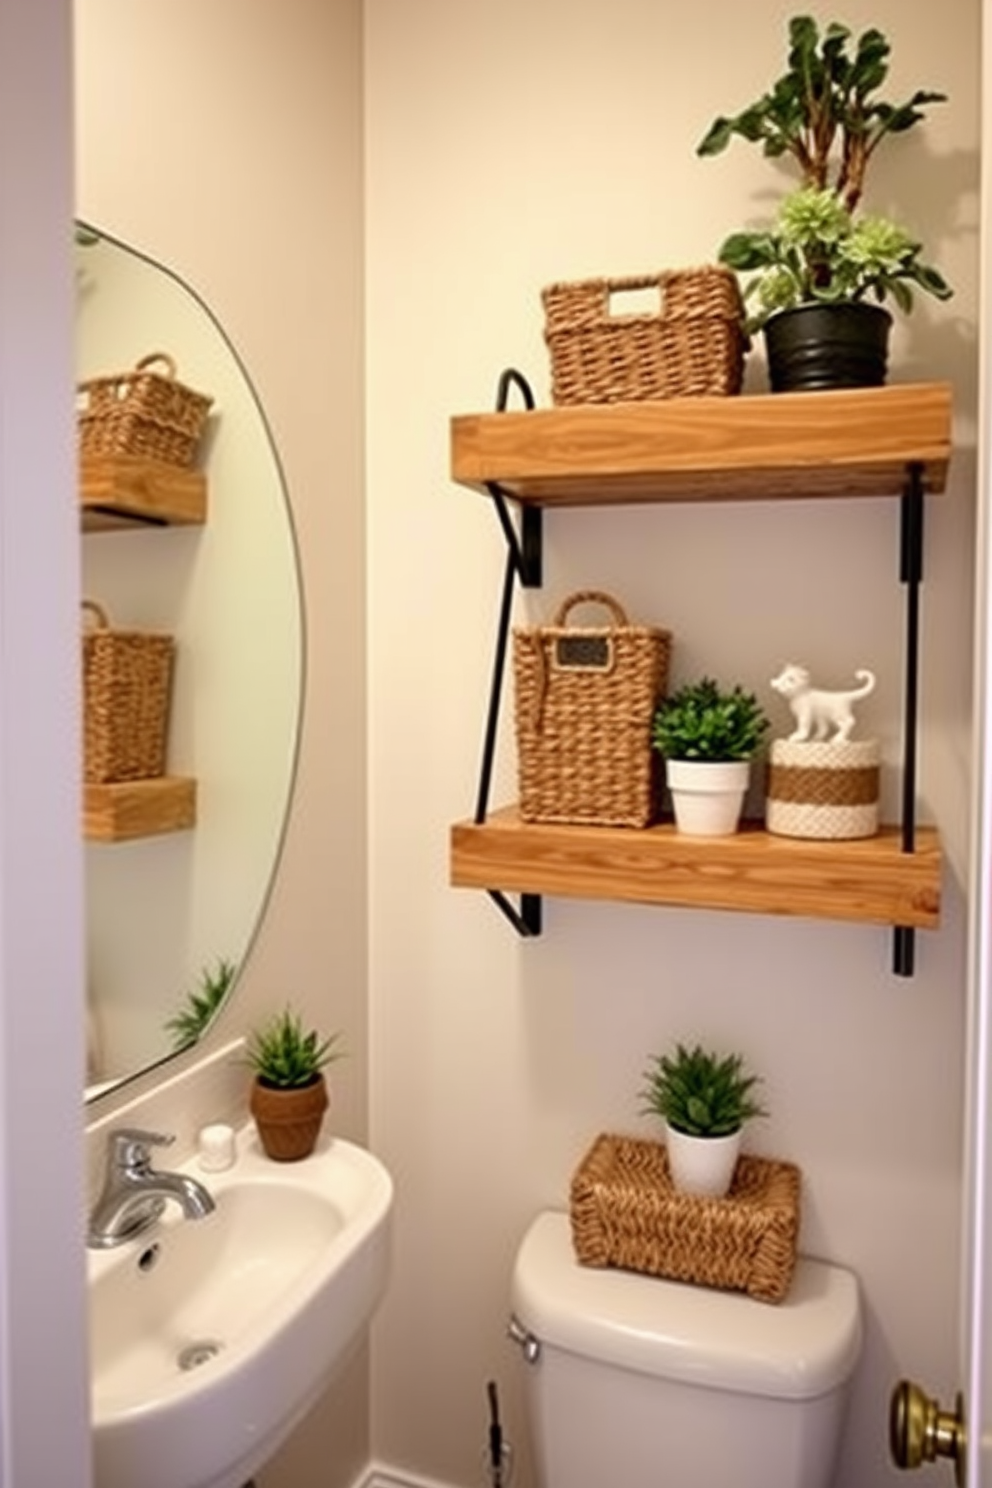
77, 222, 304, 1099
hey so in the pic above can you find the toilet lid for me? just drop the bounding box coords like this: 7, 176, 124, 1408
511, 1211, 862, 1401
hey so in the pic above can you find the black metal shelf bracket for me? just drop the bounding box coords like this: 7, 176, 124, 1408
473, 369, 543, 937
893, 460, 925, 978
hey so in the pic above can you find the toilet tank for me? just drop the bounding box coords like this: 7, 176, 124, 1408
510, 1211, 862, 1488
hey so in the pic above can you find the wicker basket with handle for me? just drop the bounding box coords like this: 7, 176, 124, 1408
570, 1132, 801, 1304
82, 600, 175, 784
513, 590, 671, 828
542, 266, 747, 405
77, 352, 213, 469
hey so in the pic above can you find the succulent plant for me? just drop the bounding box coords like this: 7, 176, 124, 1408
244, 1007, 344, 1089
641, 1042, 767, 1138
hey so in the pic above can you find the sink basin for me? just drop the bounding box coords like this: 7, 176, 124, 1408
89, 1128, 393, 1488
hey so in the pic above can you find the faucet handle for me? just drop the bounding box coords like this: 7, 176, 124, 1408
108, 1128, 175, 1171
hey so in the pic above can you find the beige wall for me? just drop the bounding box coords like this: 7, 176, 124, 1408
365, 3, 980, 1486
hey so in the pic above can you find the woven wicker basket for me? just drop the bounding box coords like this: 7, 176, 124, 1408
766, 738, 880, 840
542, 267, 747, 405
513, 591, 671, 828
570, 1133, 801, 1304
82, 600, 175, 784
78, 352, 213, 469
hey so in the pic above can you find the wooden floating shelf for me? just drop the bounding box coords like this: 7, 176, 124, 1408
84, 777, 197, 843
450, 807, 942, 930
450, 382, 952, 506
80, 453, 207, 530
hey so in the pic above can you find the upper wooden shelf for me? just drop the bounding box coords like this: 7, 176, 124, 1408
80, 453, 207, 530
450, 381, 952, 507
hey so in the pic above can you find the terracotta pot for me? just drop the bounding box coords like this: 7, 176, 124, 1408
250, 1073, 328, 1161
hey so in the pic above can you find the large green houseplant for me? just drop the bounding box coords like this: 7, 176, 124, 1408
697, 15, 952, 389
652, 677, 769, 836
642, 1042, 767, 1198
245, 1007, 344, 1161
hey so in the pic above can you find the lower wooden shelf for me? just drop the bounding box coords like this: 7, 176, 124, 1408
84, 777, 197, 842
450, 806, 941, 929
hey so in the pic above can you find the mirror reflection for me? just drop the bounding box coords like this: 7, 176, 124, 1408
77, 223, 303, 1099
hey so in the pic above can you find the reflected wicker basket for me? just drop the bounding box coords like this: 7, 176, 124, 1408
77, 352, 213, 469
570, 1132, 801, 1303
82, 600, 175, 784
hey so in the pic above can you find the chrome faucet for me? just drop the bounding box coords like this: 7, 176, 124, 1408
87, 1128, 216, 1249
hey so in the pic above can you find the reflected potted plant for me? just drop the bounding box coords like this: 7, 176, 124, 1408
245, 1007, 344, 1161
164, 957, 237, 1052
697, 15, 952, 389
641, 1042, 767, 1198
651, 676, 769, 836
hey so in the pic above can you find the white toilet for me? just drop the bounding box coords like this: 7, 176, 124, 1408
510, 1211, 862, 1488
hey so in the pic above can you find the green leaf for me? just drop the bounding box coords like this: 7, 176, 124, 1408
696, 116, 734, 157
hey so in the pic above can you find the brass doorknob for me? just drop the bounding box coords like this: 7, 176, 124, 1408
890, 1379, 966, 1486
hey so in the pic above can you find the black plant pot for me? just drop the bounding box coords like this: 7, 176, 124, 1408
763, 302, 893, 393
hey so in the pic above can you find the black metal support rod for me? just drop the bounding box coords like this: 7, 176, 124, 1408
899, 462, 925, 852
893, 927, 915, 978
893, 461, 925, 978
475, 547, 516, 825
488, 890, 542, 937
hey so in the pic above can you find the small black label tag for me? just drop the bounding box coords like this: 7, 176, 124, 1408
555, 636, 611, 670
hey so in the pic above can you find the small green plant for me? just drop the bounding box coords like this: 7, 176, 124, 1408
652, 677, 769, 762
244, 1007, 344, 1089
641, 1042, 767, 1137
165, 957, 237, 1051
696, 15, 952, 330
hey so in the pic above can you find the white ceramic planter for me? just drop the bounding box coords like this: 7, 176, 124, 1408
666, 758, 750, 836
665, 1122, 742, 1199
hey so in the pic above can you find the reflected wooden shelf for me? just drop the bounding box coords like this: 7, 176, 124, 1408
450, 808, 941, 930
84, 777, 197, 842
80, 453, 207, 530
450, 381, 952, 506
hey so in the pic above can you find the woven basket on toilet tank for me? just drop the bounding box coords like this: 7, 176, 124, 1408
569, 1133, 801, 1304
765, 738, 880, 840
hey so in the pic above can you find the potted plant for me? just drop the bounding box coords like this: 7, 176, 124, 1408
245, 1007, 344, 1161
641, 1042, 767, 1198
697, 15, 953, 390
652, 676, 770, 835
164, 957, 237, 1052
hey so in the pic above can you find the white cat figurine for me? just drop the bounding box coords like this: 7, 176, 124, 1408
770, 663, 876, 744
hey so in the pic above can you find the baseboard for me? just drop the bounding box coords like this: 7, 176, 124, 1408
354, 1463, 467, 1488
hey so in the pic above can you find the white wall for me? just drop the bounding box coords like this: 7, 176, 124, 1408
365, 4, 980, 1485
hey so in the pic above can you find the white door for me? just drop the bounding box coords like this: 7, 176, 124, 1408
890, 17, 992, 1478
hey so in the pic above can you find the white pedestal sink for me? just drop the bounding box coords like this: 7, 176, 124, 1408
88, 1127, 393, 1488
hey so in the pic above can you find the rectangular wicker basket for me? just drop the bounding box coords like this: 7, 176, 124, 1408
570, 1133, 801, 1304
77, 352, 213, 470
82, 600, 175, 784
513, 590, 671, 828
542, 266, 747, 405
